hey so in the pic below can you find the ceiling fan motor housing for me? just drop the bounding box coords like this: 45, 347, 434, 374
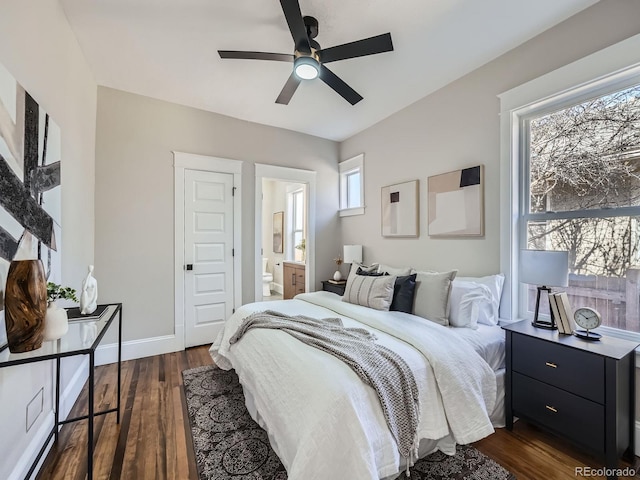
303, 16, 319, 39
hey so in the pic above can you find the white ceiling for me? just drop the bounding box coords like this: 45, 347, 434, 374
60, 0, 598, 142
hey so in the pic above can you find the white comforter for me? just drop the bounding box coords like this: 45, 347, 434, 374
210, 292, 496, 480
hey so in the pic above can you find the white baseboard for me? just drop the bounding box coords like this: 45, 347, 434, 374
96, 328, 183, 366
9, 357, 91, 480
8, 411, 55, 480
59, 358, 89, 420
272, 283, 283, 295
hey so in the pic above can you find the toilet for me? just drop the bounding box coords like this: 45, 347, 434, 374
262, 258, 273, 296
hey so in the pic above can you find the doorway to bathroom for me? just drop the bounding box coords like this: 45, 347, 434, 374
254, 164, 316, 302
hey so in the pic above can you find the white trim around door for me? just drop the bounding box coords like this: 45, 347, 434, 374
255, 164, 317, 302
174, 152, 242, 351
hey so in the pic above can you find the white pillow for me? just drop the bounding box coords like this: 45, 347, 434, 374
454, 274, 505, 325
377, 263, 413, 276
342, 274, 396, 311
449, 281, 494, 329
413, 270, 457, 326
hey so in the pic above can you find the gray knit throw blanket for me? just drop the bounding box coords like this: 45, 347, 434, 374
229, 310, 420, 467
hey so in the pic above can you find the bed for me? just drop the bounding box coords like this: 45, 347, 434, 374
210, 271, 506, 480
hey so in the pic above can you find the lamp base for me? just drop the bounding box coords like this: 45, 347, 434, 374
531, 320, 558, 330
531, 285, 558, 330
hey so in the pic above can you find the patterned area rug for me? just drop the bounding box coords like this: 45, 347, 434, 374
183, 365, 515, 480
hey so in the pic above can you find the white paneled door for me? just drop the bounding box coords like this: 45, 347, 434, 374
184, 169, 234, 347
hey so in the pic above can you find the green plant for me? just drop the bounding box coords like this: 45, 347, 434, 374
47, 282, 78, 304
295, 238, 306, 251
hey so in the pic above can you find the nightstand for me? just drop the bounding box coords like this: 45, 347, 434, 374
503, 321, 638, 479
321, 280, 346, 296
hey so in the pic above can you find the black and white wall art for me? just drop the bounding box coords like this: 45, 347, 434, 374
0, 61, 62, 351
428, 165, 484, 237
381, 180, 419, 237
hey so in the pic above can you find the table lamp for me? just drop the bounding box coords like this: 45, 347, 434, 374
519, 249, 569, 329
343, 245, 363, 272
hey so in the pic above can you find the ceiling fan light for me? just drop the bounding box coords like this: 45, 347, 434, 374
294, 56, 319, 80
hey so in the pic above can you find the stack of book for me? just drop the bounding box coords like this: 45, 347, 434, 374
549, 292, 576, 335
327, 279, 346, 285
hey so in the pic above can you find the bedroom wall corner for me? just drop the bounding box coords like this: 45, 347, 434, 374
94, 87, 340, 348
0, 1, 97, 478
338, 0, 640, 278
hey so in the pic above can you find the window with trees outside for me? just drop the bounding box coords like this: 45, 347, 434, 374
521, 82, 640, 332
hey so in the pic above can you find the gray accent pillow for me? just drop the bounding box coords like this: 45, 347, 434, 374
413, 270, 458, 325
342, 273, 397, 311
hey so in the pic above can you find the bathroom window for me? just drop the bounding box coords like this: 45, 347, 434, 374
288, 188, 306, 262
339, 154, 364, 216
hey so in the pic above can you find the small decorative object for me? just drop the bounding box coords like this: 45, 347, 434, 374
273, 211, 284, 253
519, 249, 569, 330
43, 282, 78, 341
80, 265, 98, 315
4, 259, 48, 353
381, 180, 419, 237
333, 256, 343, 281
573, 307, 602, 341
428, 165, 484, 237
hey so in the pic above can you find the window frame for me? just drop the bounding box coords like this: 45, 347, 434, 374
518, 84, 640, 328
287, 186, 306, 262
339, 154, 365, 217
498, 33, 640, 342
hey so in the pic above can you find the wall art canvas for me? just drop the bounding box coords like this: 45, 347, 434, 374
428, 165, 484, 237
381, 180, 419, 237
273, 211, 284, 254
0, 61, 62, 352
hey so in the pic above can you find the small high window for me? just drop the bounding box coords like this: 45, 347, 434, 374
339, 154, 364, 216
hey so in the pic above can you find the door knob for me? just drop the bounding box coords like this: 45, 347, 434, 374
186, 264, 193, 271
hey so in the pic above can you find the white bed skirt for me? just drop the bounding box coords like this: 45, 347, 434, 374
241, 367, 506, 480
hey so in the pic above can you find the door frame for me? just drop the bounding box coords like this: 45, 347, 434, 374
174, 151, 242, 351
255, 164, 316, 301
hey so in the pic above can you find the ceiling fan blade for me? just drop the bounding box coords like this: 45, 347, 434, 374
218, 51, 294, 62
319, 65, 363, 105
279, 0, 311, 53
319, 33, 393, 64
275, 72, 302, 105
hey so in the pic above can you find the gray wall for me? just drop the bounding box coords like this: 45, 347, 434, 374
339, 0, 640, 276
95, 87, 339, 342
0, 0, 96, 477
339, 0, 640, 421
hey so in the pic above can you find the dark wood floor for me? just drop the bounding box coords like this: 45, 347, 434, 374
37, 346, 638, 479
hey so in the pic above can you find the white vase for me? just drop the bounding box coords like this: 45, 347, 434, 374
333, 270, 343, 281
43, 303, 69, 341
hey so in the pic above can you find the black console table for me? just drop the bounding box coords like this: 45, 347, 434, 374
0, 303, 122, 480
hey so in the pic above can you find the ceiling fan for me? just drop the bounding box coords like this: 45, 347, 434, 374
218, 0, 394, 105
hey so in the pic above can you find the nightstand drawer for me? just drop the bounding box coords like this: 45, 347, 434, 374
513, 372, 604, 453
512, 333, 604, 403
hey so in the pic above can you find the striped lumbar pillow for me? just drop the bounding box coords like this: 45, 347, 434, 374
342, 273, 396, 311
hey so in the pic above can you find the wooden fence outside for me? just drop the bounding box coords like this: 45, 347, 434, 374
527, 268, 640, 332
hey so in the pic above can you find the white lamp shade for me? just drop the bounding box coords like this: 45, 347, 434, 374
520, 250, 569, 287
343, 245, 363, 265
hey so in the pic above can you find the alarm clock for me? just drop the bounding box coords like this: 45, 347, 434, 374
573, 307, 602, 341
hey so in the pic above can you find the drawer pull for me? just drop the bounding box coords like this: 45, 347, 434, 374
545, 362, 557, 368
545, 405, 558, 413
